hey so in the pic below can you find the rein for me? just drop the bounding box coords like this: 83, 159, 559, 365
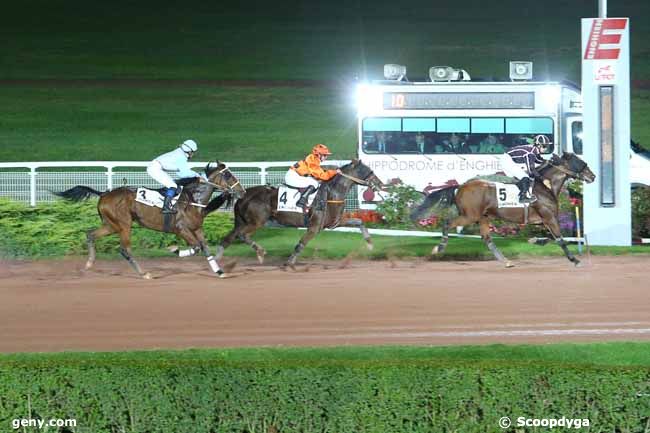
547, 161, 583, 179
338, 171, 370, 186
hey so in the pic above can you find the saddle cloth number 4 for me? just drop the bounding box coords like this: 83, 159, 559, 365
277, 185, 316, 212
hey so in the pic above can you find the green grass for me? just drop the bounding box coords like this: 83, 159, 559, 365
0, 86, 358, 162
1, 0, 650, 163
2, 342, 650, 367
0, 84, 648, 163
2, 0, 649, 81
221, 228, 650, 261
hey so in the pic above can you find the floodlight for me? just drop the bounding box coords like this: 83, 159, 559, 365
429, 66, 454, 81
355, 83, 382, 115
509, 61, 533, 81
429, 66, 470, 82
384, 64, 407, 80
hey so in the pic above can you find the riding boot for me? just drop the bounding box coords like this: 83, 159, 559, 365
516, 177, 536, 204
162, 189, 177, 214
296, 185, 316, 211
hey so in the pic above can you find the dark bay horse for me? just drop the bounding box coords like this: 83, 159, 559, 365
215, 159, 385, 268
410, 152, 596, 267
55, 162, 246, 278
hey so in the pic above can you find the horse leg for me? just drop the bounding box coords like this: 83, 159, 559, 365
238, 229, 266, 264
479, 218, 513, 268
286, 226, 319, 270
118, 228, 151, 279
85, 225, 115, 270
215, 226, 241, 262
189, 228, 224, 277
432, 219, 449, 255
341, 218, 373, 250
433, 215, 476, 256
542, 217, 581, 267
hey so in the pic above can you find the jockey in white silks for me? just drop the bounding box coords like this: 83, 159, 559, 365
146, 139, 201, 213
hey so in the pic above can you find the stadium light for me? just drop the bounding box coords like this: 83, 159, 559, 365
539, 84, 561, 109
509, 61, 533, 81
355, 83, 382, 115
384, 64, 407, 81
429, 66, 471, 82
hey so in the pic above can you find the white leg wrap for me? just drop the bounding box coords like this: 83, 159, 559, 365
207, 256, 222, 274
178, 248, 196, 257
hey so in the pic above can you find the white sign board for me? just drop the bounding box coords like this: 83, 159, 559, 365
581, 18, 631, 246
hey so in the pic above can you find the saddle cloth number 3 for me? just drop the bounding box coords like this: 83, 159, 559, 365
135, 187, 179, 209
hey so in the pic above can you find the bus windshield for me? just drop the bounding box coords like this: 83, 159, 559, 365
360, 116, 555, 155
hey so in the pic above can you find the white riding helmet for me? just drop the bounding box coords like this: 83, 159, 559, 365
180, 139, 198, 154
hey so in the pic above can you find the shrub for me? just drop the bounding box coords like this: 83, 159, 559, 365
632, 187, 650, 238
0, 199, 234, 258
374, 184, 424, 229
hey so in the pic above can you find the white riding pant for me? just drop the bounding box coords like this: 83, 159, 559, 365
500, 157, 529, 180
147, 160, 177, 189
285, 169, 320, 189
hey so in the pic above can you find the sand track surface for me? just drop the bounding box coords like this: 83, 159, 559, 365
1, 256, 648, 353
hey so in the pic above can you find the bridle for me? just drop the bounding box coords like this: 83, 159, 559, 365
547, 157, 588, 180
203, 166, 243, 193
327, 167, 384, 205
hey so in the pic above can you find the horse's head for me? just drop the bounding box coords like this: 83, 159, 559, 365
340, 159, 385, 190
553, 152, 596, 183
205, 161, 247, 198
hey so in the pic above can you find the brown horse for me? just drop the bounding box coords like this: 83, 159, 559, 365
214, 159, 385, 268
410, 152, 596, 267
55, 162, 246, 278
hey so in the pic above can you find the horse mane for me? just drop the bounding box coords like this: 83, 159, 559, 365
203, 192, 233, 215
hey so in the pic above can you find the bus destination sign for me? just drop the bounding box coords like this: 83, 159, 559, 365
383, 92, 535, 110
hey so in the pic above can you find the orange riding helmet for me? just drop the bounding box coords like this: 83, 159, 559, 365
312, 144, 332, 156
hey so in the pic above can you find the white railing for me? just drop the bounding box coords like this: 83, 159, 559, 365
0, 160, 359, 210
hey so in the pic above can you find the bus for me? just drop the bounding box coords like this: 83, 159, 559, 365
354, 62, 585, 207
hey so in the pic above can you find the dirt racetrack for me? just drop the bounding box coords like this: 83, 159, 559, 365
1, 256, 649, 353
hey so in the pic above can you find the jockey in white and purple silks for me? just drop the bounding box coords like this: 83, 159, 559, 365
501, 134, 552, 203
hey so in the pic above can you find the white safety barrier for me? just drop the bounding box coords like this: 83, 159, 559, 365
0, 160, 359, 210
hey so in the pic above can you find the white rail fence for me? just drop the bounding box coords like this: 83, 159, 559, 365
0, 160, 360, 210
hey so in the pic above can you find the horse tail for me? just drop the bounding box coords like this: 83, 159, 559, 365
409, 186, 458, 222
53, 185, 106, 202
203, 192, 233, 216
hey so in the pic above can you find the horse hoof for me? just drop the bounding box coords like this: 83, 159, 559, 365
505, 261, 515, 268
142, 272, 152, 280
574, 261, 582, 268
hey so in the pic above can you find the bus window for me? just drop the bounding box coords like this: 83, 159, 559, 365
360, 116, 554, 155
572, 121, 583, 155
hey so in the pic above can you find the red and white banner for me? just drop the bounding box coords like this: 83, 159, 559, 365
583, 18, 627, 60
